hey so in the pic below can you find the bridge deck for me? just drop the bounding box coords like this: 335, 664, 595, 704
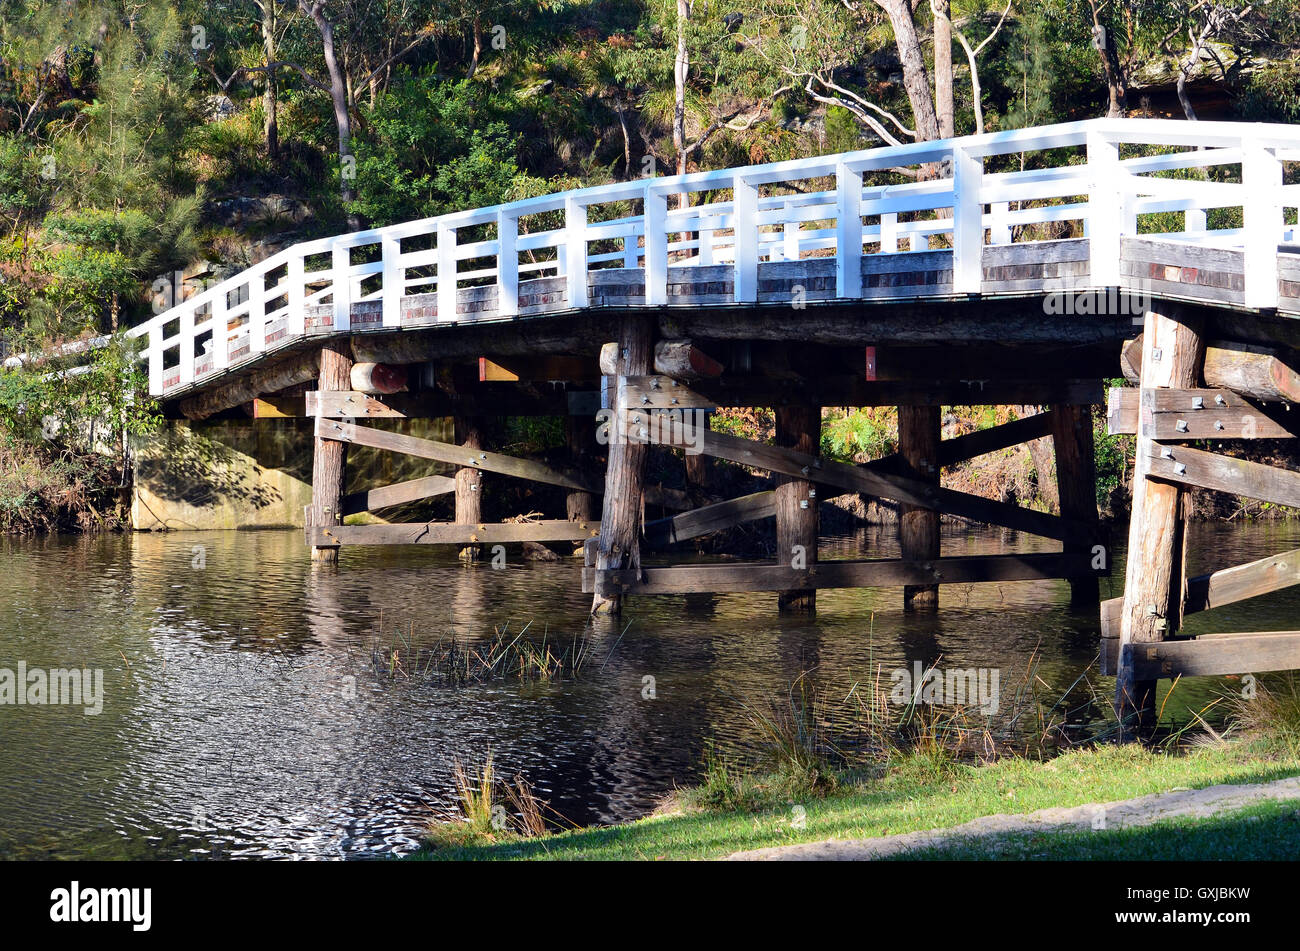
128, 117, 1300, 403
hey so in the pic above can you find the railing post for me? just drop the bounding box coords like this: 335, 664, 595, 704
733, 176, 759, 302
497, 210, 519, 317
381, 234, 402, 327
287, 253, 305, 337
1242, 138, 1282, 310
951, 145, 983, 294
248, 272, 266, 354
783, 200, 800, 262
836, 161, 863, 298
645, 185, 669, 306
148, 324, 163, 395
698, 225, 713, 266
331, 245, 351, 332
989, 201, 1012, 245
1184, 208, 1207, 234
211, 288, 229, 371
1086, 129, 1126, 288
622, 227, 639, 269
178, 309, 195, 386
565, 194, 589, 308
437, 223, 457, 321
880, 212, 898, 254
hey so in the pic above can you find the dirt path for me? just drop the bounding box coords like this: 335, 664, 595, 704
728, 776, 1300, 861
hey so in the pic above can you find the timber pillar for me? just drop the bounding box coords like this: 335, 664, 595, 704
775, 405, 820, 613
898, 405, 941, 609
1052, 403, 1102, 609
591, 317, 654, 615
454, 416, 485, 562
311, 341, 353, 564
1116, 306, 1205, 736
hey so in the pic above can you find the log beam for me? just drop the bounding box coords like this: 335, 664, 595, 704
454, 416, 486, 561
899, 405, 941, 610
180, 349, 320, 420
775, 405, 820, 612
591, 317, 654, 615
311, 342, 353, 564
1052, 404, 1101, 608
1121, 336, 1300, 402
1116, 306, 1205, 736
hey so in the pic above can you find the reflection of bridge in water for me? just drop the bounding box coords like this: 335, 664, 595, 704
126, 117, 1300, 732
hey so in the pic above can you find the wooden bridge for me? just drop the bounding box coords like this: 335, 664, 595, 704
124, 117, 1300, 735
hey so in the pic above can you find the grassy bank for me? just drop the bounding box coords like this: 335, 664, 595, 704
413, 739, 1300, 861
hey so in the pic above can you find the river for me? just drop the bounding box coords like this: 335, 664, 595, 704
1, 520, 1297, 859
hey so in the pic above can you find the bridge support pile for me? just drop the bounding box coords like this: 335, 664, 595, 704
1103, 304, 1300, 737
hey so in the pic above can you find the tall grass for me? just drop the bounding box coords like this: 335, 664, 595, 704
370, 620, 591, 687
425, 752, 566, 849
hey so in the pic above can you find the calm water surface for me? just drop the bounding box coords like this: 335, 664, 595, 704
1, 520, 1297, 859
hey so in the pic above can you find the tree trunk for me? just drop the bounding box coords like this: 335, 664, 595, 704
1017, 405, 1059, 512
263, 0, 279, 161
304, 2, 358, 228
934, 0, 955, 139
673, 0, 691, 209
876, 0, 941, 143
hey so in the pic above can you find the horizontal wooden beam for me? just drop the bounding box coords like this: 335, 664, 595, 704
310, 519, 601, 546
180, 349, 320, 420
1145, 443, 1300, 508
1107, 387, 1296, 438
637, 414, 1086, 541
1104, 632, 1300, 680
643, 490, 776, 548
601, 340, 725, 379
320, 419, 599, 492
1100, 547, 1300, 640
341, 474, 456, 516
251, 395, 305, 418
1121, 336, 1300, 402
305, 387, 593, 419
479, 355, 597, 382
583, 552, 1098, 595
620, 376, 1102, 409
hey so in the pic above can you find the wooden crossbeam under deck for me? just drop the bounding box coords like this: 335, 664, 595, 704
1146, 443, 1300, 508
583, 552, 1098, 596
311, 520, 601, 546
1103, 632, 1300, 680
633, 414, 1086, 541
341, 474, 456, 516
1107, 387, 1297, 439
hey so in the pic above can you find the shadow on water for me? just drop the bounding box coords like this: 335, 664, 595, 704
0, 519, 1297, 859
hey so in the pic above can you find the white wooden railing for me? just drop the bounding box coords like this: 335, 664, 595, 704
126, 117, 1300, 396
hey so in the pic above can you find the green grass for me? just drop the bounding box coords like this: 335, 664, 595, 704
892, 798, 1300, 861
411, 741, 1300, 861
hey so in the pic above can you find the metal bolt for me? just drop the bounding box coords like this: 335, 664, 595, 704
1215, 393, 1227, 406
808, 489, 817, 498
799, 500, 809, 509
1151, 347, 1163, 361
1214, 420, 1224, 431
670, 397, 678, 405
1161, 446, 1174, 459
1191, 396, 1204, 409
1146, 603, 1158, 616
1175, 419, 1188, 432
641, 396, 650, 405
800, 466, 810, 476
1174, 462, 1187, 475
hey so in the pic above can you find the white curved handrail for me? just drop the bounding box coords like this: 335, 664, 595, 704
125, 117, 1300, 396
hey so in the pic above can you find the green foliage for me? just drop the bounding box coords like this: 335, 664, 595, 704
350, 77, 543, 227
821, 407, 897, 462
